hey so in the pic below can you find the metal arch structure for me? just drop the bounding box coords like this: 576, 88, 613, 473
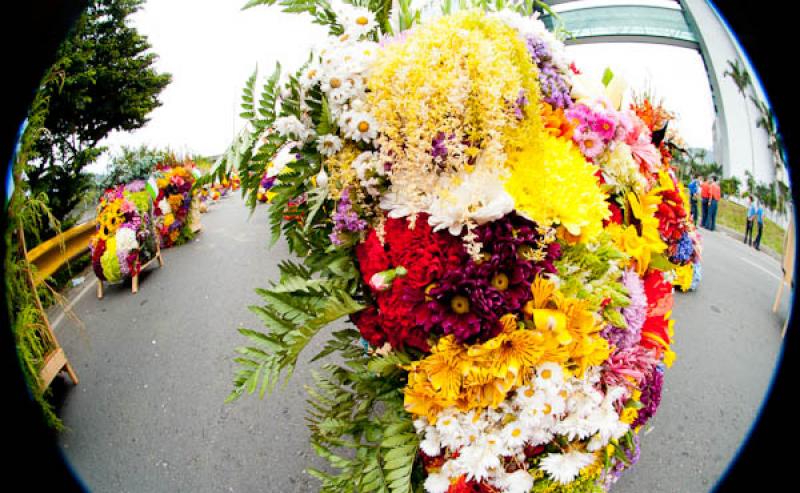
539, 0, 784, 209
542, 4, 698, 49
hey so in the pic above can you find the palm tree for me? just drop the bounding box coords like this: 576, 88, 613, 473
723, 59, 756, 177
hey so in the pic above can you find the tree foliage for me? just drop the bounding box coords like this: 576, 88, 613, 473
98, 144, 168, 189
25, 0, 171, 231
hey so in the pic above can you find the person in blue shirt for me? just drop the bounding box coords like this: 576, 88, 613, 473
753, 200, 765, 250
744, 195, 756, 245
688, 173, 700, 225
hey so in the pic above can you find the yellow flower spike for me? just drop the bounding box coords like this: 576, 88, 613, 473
632, 389, 643, 401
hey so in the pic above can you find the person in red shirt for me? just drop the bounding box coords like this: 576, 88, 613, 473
708, 176, 721, 230
700, 177, 711, 229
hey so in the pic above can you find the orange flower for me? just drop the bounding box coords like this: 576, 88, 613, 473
541, 102, 575, 139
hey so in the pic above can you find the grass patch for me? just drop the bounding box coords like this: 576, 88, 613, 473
715, 198, 786, 255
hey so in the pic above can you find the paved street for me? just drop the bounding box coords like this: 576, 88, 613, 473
50, 194, 790, 493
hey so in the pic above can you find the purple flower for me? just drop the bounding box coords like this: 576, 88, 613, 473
632, 367, 664, 428
424, 265, 503, 343
329, 187, 368, 246
514, 89, 529, 119
260, 174, 276, 190
431, 132, 449, 161
602, 432, 641, 488
670, 232, 694, 264
621, 269, 647, 338
526, 36, 573, 109
124, 180, 146, 193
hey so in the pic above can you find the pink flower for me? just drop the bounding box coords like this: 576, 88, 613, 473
591, 113, 617, 141
574, 128, 605, 159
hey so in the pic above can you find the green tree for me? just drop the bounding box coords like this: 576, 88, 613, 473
723, 59, 755, 176
99, 144, 168, 189
25, 0, 171, 233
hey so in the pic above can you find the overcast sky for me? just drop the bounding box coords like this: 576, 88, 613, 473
90, 0, 715, 173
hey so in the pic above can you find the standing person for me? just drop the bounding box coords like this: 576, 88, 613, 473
744, 195, 756, 245
700, 176, 711, 228
753, 199, 764, 250
708, 175, 721, 230
688, 173, 700, 224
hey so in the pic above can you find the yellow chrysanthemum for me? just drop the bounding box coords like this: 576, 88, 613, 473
505, 133, 610, 242
466, 315, 545, 383
523, 276, 609, 377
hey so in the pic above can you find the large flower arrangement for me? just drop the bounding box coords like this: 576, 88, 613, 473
89, 181, 156, 283
152, 161, 197, 248
225, 3, 699, 492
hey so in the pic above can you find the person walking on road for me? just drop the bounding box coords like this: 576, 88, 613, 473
700, 176, 711, 228
688, 173, 700, 225
744, 195, 756, 245
753, 200, 764, 250
708, 176, 721, 231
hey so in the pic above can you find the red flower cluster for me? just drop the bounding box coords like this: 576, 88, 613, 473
640, 270, 673, 353
447, 477, 499, 493
655, 174, 688, 243
353, 214, 463, 351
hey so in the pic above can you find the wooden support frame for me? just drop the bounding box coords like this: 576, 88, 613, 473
97, 242, 164, 299
19, 225, 79, 390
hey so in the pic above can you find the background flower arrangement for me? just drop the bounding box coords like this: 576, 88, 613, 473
212, 1, 703, 492
89, 180, 157, 284
151, 159, 198, 248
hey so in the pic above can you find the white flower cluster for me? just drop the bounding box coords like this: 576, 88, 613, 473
417, 364, 630, 492
425, 164, 514, 236
297, 2, 380, 154
351, 151, 386, 197
275, 115, 315, 143
115, 226, 139, 254
157, 198, 171, 216
598, 142, 649, 195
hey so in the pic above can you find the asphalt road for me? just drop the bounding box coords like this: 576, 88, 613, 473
50, 194, 790, 493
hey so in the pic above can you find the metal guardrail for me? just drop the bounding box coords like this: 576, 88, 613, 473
26, 220, 96, 287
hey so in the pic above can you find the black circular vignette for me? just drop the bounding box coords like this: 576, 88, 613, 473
3, 2, 88, 491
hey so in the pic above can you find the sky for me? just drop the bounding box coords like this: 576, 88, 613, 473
90, 0, 715, 173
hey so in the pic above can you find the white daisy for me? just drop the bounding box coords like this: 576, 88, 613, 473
316, 134, 343, 157
492, 469, 534, 493
453, 435, 504, 482
423, 471, 451, 493
500, 420, 529, 451
539, 450, 595, 485
340, 110, 378, 143
274, 115, 310, 141
300, 63, 322, 90
533, 362, 566, 395
419, 427, 442, 457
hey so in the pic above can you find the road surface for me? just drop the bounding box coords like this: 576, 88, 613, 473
49, 194, 790, 492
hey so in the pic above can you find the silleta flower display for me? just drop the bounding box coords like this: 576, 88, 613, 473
151, 161, 198, 248
225, 3, 701, 492
90, 181, 157, 284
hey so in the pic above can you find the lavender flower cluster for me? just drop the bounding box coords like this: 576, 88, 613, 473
329, 187, 367, 246
526, 36, 573, 109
